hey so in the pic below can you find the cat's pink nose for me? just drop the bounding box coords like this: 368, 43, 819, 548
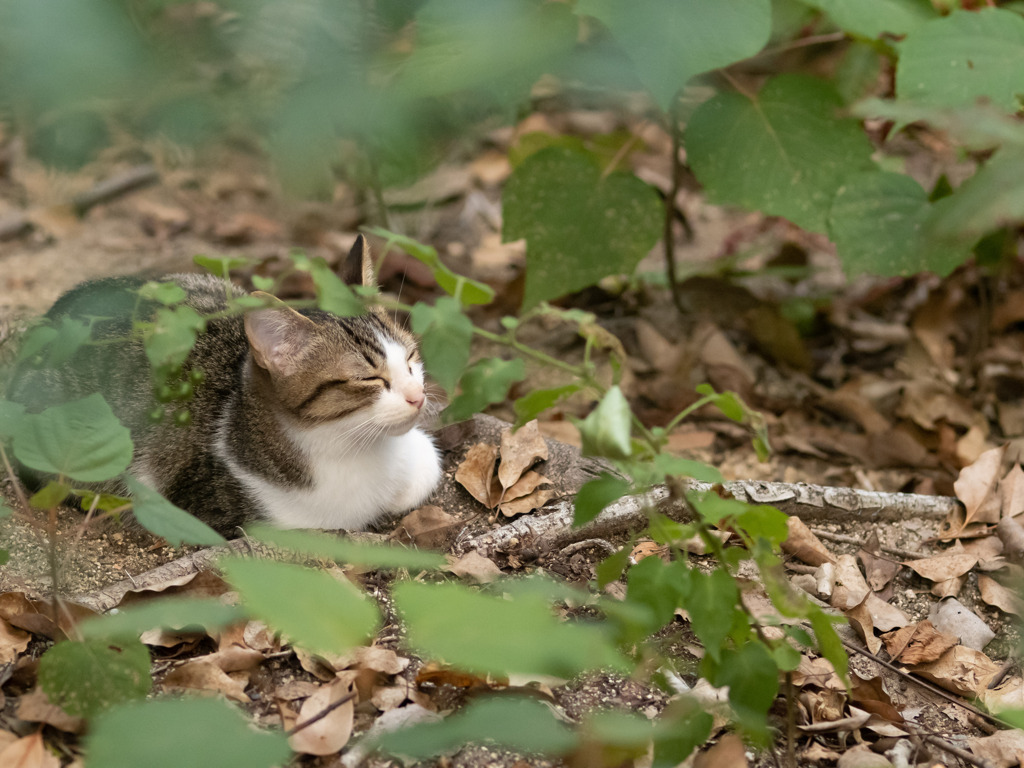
406, 390, 425, 410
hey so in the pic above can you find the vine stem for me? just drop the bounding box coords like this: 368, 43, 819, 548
0, 443, 30, 513
663, 93, 688, 317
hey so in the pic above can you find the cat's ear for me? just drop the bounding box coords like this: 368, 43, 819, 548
244, 293, 317, 377
343, 234, 375, 288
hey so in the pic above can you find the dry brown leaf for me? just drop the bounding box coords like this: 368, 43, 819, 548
882, 620, 958, 664
139, 627, 205, 649
629, 541, 669, 564
792, 656, 844, 690
0, 592, 94, 640
979, 677, 1024, 715
954, 445, 1006, 526
15, 687, 84, 734
930, 575, 966, 598
371, 684, 434, 713
0, 617, 30, 664
446, 551, 503, 583
903, 552, 978, 582
800, 743, 841, 762
850, 674, 904, 725
274, 680, 319, 701
294, 648, 336, 681
288, 677, 355, 756
967, 729, 1024, 768
162, 659, 250, 703
455, 442, 500, 507
978, 575, 1024, 616
0, 731, 59, 768
501, 470, 551, 503
497, 488, 555, 517
498, 420, 549, 493
996, 516, 1024, 561
242, 620, 278, 653
324, 645, 410, 676
634, 318, 682, 373
857, 546, 901, 593
391, 505, 461, 549
781, 517, 835, 567
830, 555, 870, 610
844, 599, 883, 654
962, 535, 1006, 570
693, 731, 747, 768
910, 644, 1000, 696
118, 569, 230, 607
1003, 464, 1024, 519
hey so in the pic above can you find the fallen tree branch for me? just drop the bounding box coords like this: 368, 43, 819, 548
461, 480, 963, 559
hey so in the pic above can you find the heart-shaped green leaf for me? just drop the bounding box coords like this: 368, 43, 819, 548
13, 394, 133, 482
503, 147, 661, 310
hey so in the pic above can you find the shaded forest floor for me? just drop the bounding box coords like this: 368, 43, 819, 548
1, 116, 1024, 767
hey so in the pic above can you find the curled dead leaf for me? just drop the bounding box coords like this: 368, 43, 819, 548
498, 420, 549, 493
455, 443, 500, 508
903, 552, 978, 582
781, 517, 835, 567
288, 677, 355, 756
497, 488, 555, 517
978, 575, 1024, 616
162, 658, 250, 703
446, 551, 503, 583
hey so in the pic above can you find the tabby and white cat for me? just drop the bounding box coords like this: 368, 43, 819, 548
6, 237, 442, 534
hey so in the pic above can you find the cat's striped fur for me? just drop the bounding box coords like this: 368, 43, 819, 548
6, 237, 441, 533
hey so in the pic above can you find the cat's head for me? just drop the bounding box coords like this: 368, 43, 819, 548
243, 236, 430, 436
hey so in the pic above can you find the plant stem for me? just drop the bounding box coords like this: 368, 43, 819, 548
663, 93, 688, 317
0, 443, 30, 513
470, 326, 585, 377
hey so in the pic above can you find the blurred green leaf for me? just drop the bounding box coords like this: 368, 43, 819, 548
86, 697, 291, 768
410, 297, 474, 395
0, 400, 26, 440
376, 695, 577, 759
144, 305, 205, 372
575, 386, 632, 460
309, 259, 364, 316
221, 558, 379, 654
248, 525, 446, 570
653, 699, 714, 767
708, 642, 779, 737
580, 0, 771, 108
513, 383, 580, 428
127, 476, 226, 547
503, 147, 662, 309
829, 171, 971, 277
138, 281, 187, 307
897, 9, 1024, 111
29, 480, 70, 510
13, 394, 132, 482
736, 506, 790, 549
687, 568, 744, 662
799, 0, 936, 38
193, 255, 252, 280
73, 490, 131, 513
39, 637, 151, 718
395, 580, 628, 678
444, 357, 526, 423
686, 75, 875, 233
574, 474, 631, 526
366, 228, 495, 306
80, 598, 245, 640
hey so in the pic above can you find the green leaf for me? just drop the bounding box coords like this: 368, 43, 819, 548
574, 473, 631, 526
596, 545, 630, 589
689, 492, 750, 527
623, 557, 690, 642
854, 98, 1024, 152
126, 476, 225, 547
650, 454, 723, 484
309, 258, 364, 316
685, 75, 875, 233
394, 580, 628, 678
502, 147, 662, 310
799, 0, 936, 39
653, 699, 714, 767
923, 148, 1024, 248
193, 254, 252, 279
247, 525, 446, 570
444, 357, 526, 423
580, 0, 771, 108
575, 386, 632, 460
513, 383, 580, 427
365, 227, 495, 306
897, 9, 1024, 111
251, 275, 275, 292
828, 171, 971, 277
808, 606, 850, 687
710, 642, 779, 737
144, 304, 205, 372
86, 697, 291, 768
13, 394, 133, 482
72, 489, 131, 513
221, 558, 379, 654
38, 637, 151, 717
0, 400, 26, 441
137, 281, 187, 306
409, 297, 474, 396
736, 506, 790, 549
29, 480, 71, 509
376, 695, 577, 759
686, 568, 743, 663
80, 597, 246, 640
0, 548, 8, 565
42, 317, 93, 367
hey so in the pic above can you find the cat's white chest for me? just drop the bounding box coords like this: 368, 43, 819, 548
221, 422, 441, 530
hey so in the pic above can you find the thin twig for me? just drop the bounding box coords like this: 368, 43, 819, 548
71, 164, 159, 215
810, 528, 927, 560
0, 443, 30, 514
285, 690, 357, 737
